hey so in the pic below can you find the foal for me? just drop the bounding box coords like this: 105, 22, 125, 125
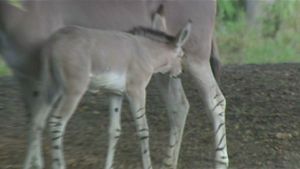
25, 23, 191, 169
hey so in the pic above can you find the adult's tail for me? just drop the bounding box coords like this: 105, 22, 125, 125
0, 30, 20, 70
210, 37, 222, 83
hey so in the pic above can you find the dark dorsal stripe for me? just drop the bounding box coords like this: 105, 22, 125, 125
127, 26, 176, 44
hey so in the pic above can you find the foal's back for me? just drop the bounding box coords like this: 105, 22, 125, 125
46, 26, 165, 72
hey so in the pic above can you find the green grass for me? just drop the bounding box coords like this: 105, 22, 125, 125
217, 25, 300, 64
0, 57, 11, 76
216, 6, 300, 65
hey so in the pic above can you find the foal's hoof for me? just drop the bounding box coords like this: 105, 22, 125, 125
160, 163, 175, 169
215, 161, 229, 169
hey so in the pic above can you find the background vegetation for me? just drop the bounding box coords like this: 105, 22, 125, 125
1, 0, 300, 76
0, 60, 10, 75
217, 0, 300, 64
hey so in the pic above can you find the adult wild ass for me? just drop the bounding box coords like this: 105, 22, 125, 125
0, 1, 228, 169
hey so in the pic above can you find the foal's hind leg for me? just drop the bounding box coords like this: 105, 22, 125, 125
105, 94, 123, 169
188, 61, 229, 169
154, 74, 189, 169
48, 88, 87, 169
126, 88, 152, 169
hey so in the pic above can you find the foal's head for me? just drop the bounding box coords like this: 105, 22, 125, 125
151, 8, 192, 78
167, 21, 191, 78
129, 21, 191, 78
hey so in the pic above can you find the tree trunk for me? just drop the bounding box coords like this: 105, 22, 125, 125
246, 0, 276, 26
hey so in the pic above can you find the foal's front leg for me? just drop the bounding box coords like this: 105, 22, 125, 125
126, 88, 152, 169
105, 94, 123, 169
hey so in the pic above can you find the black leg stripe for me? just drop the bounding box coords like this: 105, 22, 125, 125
51, 130, 61, 134
215, 123, 224, 134
54, 122, 62, 127
217, 134, 226, 147
139, 136, 149, 140
216, 145, 226, 152
53, 145, 60, 150
136, 107, 145, 114
49, 121, 62, 127
138, 128, 149, 132
53, 158, 59, 162
52, 136, 62, 141
51, 116, 62, 119
136, 113, 145, 120
212, 100, 225, 112
214, 93, 220, 99
221, 156, 227, 159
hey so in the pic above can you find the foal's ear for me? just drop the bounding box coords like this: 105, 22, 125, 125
174, 20, 192, 47
151, 4, 167, 32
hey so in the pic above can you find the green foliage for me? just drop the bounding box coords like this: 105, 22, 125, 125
0, 58, 11, 76
7, 0, 25, 10
217, 0, 300, 64
262, 0, 298, 37
218, 0, 244, 21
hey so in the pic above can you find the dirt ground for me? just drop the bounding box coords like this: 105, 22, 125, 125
0, 64, 299, 169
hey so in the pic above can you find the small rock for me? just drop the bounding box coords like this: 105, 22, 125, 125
92, 111, 100, 115
276, 132, 292, 140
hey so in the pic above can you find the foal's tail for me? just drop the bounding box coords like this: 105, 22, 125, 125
210, 37, 222, 83
47, 56, 65, 103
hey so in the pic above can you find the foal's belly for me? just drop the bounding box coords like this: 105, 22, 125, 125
89, 73, 126, 94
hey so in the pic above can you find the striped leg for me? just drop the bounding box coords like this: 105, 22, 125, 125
48, 92, 86, 169
23, 102, 52, 169
105, 95, 123, 169
188, 62, 229, 169
154, 74, 189, 169
126, 88, 152, 169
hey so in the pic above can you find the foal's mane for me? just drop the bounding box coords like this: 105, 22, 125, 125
128, 26, 176, 44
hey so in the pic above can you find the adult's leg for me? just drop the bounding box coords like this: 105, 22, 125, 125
187, 60, 228, 169
23, 100, 53, 169
23, 78, 61, 169
154, 74, 189, 169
